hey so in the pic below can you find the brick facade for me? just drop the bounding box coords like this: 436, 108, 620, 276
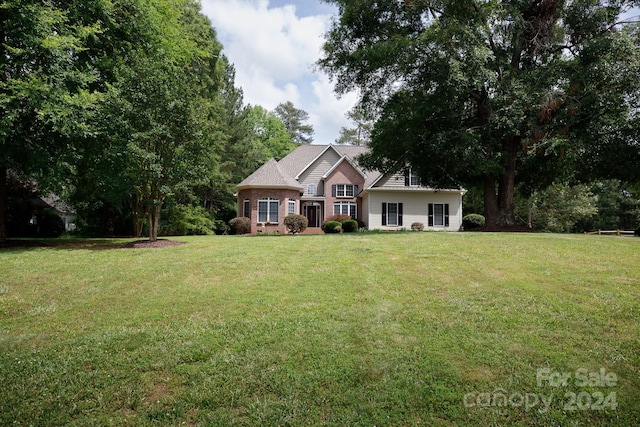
324, 161, 366, 224
237, 188, 301, 234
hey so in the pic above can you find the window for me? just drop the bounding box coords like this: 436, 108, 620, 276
258, 198, 279, 223
428, 203, 450, 227
243, 199, 250, 218
332, 184, 358, 198
334, 202, 357, 218
405, 169, 420, 186
307, 184, 317, 196
288, 200, 296, 214
381, 202, 403, 226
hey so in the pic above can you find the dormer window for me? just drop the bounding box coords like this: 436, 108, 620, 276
405, 168, 420, 186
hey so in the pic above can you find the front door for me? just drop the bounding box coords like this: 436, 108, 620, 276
304, 205, 320, 228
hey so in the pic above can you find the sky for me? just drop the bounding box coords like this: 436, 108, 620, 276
199, 1, 640, 145
200, 0, 357, 144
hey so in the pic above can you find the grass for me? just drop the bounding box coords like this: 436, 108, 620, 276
0, 233, 638, 426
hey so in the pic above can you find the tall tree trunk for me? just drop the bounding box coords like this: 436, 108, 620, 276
0, 167, 6, 244
497, 138, 519, 226
483, 175, 499, 228
147, 201, 161, 242
129, 193, 144, 237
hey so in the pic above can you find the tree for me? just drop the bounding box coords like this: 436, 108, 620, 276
319, 1, 640, 228
335, 106, 374, 146
0, 0, 104, 243
66, 1, 152, 237
274, 101, 314, 144
523, 183, 597, 232
247, 106, 296, 160
98, 1, 222, 242
577, 180, 640, 231
197, 58, 248, 224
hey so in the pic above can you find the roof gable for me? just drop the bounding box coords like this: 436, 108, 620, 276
277, 144, 372, 180
294, 145, 341, 180
322, 155, 368, 179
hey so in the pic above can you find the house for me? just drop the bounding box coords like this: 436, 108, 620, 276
31, 194, 77, 232
236, 144, 465, 234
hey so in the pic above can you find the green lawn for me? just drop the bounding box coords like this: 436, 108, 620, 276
1, 233, 638, 426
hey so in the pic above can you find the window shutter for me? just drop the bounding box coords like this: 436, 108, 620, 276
354, 185, 359, 196
398, 203, 403, 226
382, 203, 387, 226
444, 204, 450, 227
428, 203, 434, 227
404, 169, 410, 186
332, 184, 337, 197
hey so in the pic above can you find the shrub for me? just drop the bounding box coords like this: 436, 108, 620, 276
322, 220, 342, 234
322, 214, 351, 227
161, 204, 214, 236
411, 222, 424, 231
284, 214, 308, 234
229, 216, 251, 235
462, 214, 485, 230
212, 219, 230, 235
341, 219, 359, 233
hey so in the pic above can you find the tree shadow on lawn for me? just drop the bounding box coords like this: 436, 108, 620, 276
0, 238, 185, 252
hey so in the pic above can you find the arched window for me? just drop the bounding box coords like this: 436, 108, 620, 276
307, 184, 317, 196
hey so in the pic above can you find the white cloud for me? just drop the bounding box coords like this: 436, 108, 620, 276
200, 0, 357, 143
310, 75, 360, 143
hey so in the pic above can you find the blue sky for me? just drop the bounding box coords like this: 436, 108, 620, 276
269, 0, 336, 17
200, 0, 356, 144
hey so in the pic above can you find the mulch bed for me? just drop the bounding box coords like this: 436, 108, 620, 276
123, 239, 185, 249
0, 240, 51, 249
1, 238, 185, 250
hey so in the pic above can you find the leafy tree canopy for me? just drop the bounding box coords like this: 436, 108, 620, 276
94, 0, 223, 241
319, 0, 640, 228
0, 0, 109, 241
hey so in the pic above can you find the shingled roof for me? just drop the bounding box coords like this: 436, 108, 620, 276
237, 158, 304, 191
238, 145, 387, 191
279, 145, 382, 187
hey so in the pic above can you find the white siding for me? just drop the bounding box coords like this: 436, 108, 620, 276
373, 172, 407, 188
366, 190, 464, 231
361, 192, 370, 228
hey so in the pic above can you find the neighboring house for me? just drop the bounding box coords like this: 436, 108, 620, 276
31, 194, 77, 232
236, 144, 465, 234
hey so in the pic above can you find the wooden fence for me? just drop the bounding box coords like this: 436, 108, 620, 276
584, 229, 637, 236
